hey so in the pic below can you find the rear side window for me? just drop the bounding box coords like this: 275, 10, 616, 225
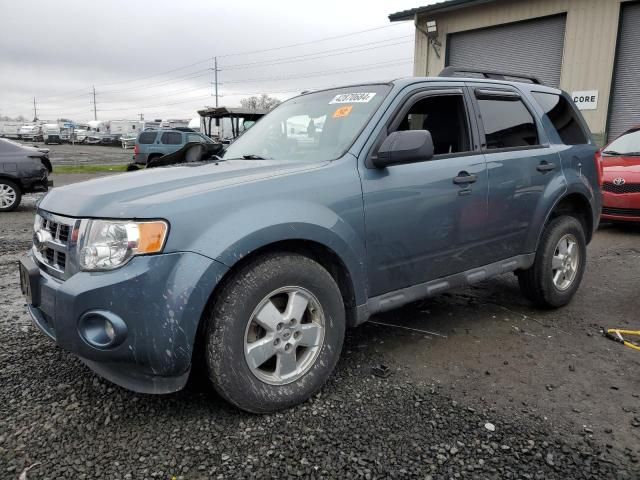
187, 133, 205, 143
160, 132, 182, 145
532, 92, 589, 145
477, 97, 539, 149
138, 131, 157, 144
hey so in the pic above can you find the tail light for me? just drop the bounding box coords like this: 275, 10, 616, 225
133, 144, 139, 155
595, 150, 604, 186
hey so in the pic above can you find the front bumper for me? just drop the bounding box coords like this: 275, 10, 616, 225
602, 191, 640, 223
21, 251, 228, 393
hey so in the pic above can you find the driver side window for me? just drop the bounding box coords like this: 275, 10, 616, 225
396, 94, 472, 156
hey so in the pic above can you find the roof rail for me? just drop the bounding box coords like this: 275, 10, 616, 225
438, 66, 544, 85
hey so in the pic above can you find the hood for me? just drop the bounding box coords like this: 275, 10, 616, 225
602, 156, 640, 182
39, 159, 324, 218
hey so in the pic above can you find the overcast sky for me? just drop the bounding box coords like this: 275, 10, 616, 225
0, 0, 431, 122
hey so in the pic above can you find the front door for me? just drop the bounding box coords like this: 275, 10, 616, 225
360, 88, 489, 297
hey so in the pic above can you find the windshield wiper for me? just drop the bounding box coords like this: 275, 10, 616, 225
242, 154, 270, 160
603, 150, 640, 156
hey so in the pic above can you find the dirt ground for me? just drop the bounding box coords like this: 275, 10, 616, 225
1, 174, 639, 477
22, 141, 133, 166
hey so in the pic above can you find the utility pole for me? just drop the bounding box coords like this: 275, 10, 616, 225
214, 56, 219, 108
33, 97, 38, 121
92, 85, 97, 120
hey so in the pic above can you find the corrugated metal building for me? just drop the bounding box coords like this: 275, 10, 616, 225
390, 0, 640, 144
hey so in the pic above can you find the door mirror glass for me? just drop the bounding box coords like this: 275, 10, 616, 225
373, 130, 434, 168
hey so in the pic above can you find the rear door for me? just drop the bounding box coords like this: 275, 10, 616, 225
468, 84, 563, 261
159, 131, 184, 155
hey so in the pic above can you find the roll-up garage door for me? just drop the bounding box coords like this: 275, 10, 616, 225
608, 2, 640, 142
447, 15, 566, 87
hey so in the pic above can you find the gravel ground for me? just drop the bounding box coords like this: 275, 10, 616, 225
0, 175, 638, 479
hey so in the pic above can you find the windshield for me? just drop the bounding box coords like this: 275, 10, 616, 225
604, 129, 640, 156
223, 85, 390, 161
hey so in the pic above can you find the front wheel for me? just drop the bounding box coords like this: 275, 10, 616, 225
205, 253, 345, 413
517, 216, 586, 308
0, 179, 21, 212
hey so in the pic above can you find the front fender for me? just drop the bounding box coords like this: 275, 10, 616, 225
186, 200, 368, 305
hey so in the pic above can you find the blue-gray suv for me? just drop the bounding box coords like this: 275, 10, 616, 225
20, 71, 601, 412
133, 128, 214, 165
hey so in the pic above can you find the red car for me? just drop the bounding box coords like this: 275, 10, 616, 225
598, 127, 640, 223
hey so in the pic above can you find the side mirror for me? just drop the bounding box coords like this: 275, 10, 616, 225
373, 130, 434, 168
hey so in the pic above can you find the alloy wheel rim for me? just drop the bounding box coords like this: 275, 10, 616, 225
244, 286, 325, 386
552, 234, 579, 291
0, 183, 17, 208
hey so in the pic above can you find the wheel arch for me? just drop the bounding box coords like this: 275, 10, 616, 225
538, 192, 595, 249
191, 238, 361, 373
0, 174, 22, 192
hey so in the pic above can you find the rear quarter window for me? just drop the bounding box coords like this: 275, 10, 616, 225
138, 131, 157, 144
532, 92, 589, 145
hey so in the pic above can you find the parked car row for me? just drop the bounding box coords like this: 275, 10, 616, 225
0, 138, 52, 211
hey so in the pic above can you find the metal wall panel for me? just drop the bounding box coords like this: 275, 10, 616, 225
608, 1, 640, 141
446, 15, 567, 87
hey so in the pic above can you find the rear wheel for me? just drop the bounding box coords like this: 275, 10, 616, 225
0, 180, 21, 212
517, 216, 586, 308
205, 253, 345, 413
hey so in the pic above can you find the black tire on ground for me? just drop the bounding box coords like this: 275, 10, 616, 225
517, 215, 587, 308
0, 179, 22, 212
205, 252, 345, 413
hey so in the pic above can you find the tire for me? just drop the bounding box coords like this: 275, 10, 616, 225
517, 215, 586, 308
0, 179, 21, 212
205, 252, 345, 413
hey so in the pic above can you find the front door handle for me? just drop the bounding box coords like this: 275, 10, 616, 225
536, 161, 556, 173
453, 172, 478, 185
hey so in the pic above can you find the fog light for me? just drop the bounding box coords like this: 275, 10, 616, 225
104, 319, 115, 342
78, 310, 127, 349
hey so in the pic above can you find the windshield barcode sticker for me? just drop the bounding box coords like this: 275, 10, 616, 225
329, 92, 376, 104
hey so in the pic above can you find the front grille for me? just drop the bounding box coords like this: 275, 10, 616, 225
602, 206, 640, 217
33, 213, 75, 277
603, 182, 640, 194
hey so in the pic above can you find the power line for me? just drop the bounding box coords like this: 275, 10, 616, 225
12, 23, 414, 117
222, 59, 413, 84
33, 23, 408, 100
218, 23, 407, 58
221, 36, 413, 70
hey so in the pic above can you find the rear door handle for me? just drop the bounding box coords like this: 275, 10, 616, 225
536, 161, 556, 173
453, 172, 478, 185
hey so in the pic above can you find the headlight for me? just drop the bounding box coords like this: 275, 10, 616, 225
78, 220, 168, 271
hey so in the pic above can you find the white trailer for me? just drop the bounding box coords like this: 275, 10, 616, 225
109, 119, 144, 137
160, 118, 190, 129
0, 122, 22, 139
19, 124, 43, 142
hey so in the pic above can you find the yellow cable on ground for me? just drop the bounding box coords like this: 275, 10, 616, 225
604, 329, 640, 352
